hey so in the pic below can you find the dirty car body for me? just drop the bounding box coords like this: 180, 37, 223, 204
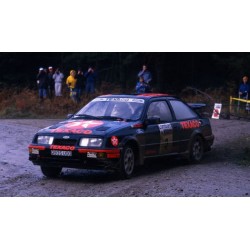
29, 94, 214, 178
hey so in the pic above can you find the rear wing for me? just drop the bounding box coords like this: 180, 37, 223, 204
188, 103, 207, 110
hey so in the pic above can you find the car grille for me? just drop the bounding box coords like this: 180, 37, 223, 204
53, 139, 77, 146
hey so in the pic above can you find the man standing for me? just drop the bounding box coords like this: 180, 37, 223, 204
239, 75, 250, 99
47, 66, 55, 98
75, 68, 85, 102
137, 64, 152, 84
66, 70, 77, 103
84, 66, 96, 98
53, 68, 64, 97
36, 67, 48, 102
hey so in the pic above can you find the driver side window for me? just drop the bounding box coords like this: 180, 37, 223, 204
147, 101, 172, 122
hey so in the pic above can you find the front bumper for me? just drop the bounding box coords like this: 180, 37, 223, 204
28, 144, 121, 170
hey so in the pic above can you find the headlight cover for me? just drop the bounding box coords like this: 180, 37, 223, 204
37, 136, 54, 145
79, 138, 103, 147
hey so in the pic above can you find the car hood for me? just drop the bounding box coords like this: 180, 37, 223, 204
39, 119, 133, 136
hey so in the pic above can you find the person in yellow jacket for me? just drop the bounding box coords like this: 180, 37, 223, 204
66, 70, 77, 102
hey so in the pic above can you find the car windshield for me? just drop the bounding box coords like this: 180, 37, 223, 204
75, 97, 145, 121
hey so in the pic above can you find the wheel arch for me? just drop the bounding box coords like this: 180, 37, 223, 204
120, 137, 142, 166
187, 131, 204, 163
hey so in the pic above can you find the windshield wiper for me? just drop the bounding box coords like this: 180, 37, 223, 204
98, 116, 124, 121
73, 114, 100, 119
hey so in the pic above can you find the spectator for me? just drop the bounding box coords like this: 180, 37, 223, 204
136, 76, 151, 94
239, 75, 250, 99
75, 69, 85, 102
137, 64, 152, 84
53, 68, 64, 97
47, 66, 55, 98
66, 70, 77, 102
36, 67, 48, 102
84, 66, 96, 98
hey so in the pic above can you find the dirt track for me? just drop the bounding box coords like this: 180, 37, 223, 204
0, 118, 250, 197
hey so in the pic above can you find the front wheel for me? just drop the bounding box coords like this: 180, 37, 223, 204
119, 145, 135, 179
40, 165, 62, 178
188, 135, 204, 163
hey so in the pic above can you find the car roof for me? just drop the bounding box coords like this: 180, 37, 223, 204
98, 93, 176, 100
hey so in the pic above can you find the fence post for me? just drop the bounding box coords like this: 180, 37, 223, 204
229, 96, 232, 115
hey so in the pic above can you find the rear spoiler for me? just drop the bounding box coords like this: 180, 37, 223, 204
188, 103, 207, 110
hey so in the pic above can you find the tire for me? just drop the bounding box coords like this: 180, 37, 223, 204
188, 135, 204, 163
40, 165, 62, 178
119, 145, 135, 179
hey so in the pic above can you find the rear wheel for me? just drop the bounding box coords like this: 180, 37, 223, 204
188, 135, 204, 163
40, 165, 62, 178
119, 145, 135, 179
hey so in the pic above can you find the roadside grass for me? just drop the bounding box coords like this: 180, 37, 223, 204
0, 85, 230, 118
224, 136, 250, 167
0, 88, 92, 118
0, 82, 124, 119
237, 139, 250, 167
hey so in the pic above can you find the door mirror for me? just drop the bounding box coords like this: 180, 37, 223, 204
145, 116, 160, 125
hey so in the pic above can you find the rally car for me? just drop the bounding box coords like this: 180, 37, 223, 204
29, 93, 214, 179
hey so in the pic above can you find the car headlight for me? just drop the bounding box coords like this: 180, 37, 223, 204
79, 138, 103, 147
37, 136, 54, 145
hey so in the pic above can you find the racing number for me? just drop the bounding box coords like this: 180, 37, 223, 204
158, 123, 173, 154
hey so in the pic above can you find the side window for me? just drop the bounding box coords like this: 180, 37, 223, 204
147, 101, 173, 122
170, 100, 198, 120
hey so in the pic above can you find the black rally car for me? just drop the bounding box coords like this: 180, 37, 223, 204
29, 94, 214, 178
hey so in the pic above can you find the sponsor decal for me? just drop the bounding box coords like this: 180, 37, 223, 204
94, 97, 145, 103
78, 148, 120, 158
158, 123, 172, 133
51, 120, 103, 133
87, 152, 97, 158
212, 103, 222, 119
111, 136, 119, 147
83, 130, 92, 134
158, 123, 173, 153
50, 145, 75, 151
136, 129, 144, 134
180, 120, 200, 129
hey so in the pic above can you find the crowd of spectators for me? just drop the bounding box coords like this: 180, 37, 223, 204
36, 66, 97, 103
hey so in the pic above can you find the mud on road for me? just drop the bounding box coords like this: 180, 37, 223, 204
0, 118, 250, 197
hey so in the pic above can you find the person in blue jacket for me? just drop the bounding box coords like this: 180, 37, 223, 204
36, 67, 48, 101
239, 75, 250, 99
84, 66, 96, 98
137, 64, 152, 84
136, 77, 151, 94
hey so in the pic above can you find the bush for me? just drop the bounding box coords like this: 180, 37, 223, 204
0, 88, 90, 118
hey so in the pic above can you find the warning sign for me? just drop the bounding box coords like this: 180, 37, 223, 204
212, 103, 222, 119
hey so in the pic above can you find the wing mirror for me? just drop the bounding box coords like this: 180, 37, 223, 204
145, 116, 161, 125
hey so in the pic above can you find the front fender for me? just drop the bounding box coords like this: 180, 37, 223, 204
119, 136, 143, 166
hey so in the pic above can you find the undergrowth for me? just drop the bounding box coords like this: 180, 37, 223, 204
0, 84, 243, 119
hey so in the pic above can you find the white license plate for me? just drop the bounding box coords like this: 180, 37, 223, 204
51, 150, 72, 157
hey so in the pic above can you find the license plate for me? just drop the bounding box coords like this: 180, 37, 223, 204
51, 150, 72, 157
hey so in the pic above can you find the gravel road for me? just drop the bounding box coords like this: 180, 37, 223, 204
0, 118, 250, 197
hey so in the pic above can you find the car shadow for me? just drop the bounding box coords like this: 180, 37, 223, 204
56, 156, 193, 183
59, 169, 121, 183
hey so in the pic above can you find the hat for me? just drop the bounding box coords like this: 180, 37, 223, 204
39, 67, 44, 71
48, 66, 53, 69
